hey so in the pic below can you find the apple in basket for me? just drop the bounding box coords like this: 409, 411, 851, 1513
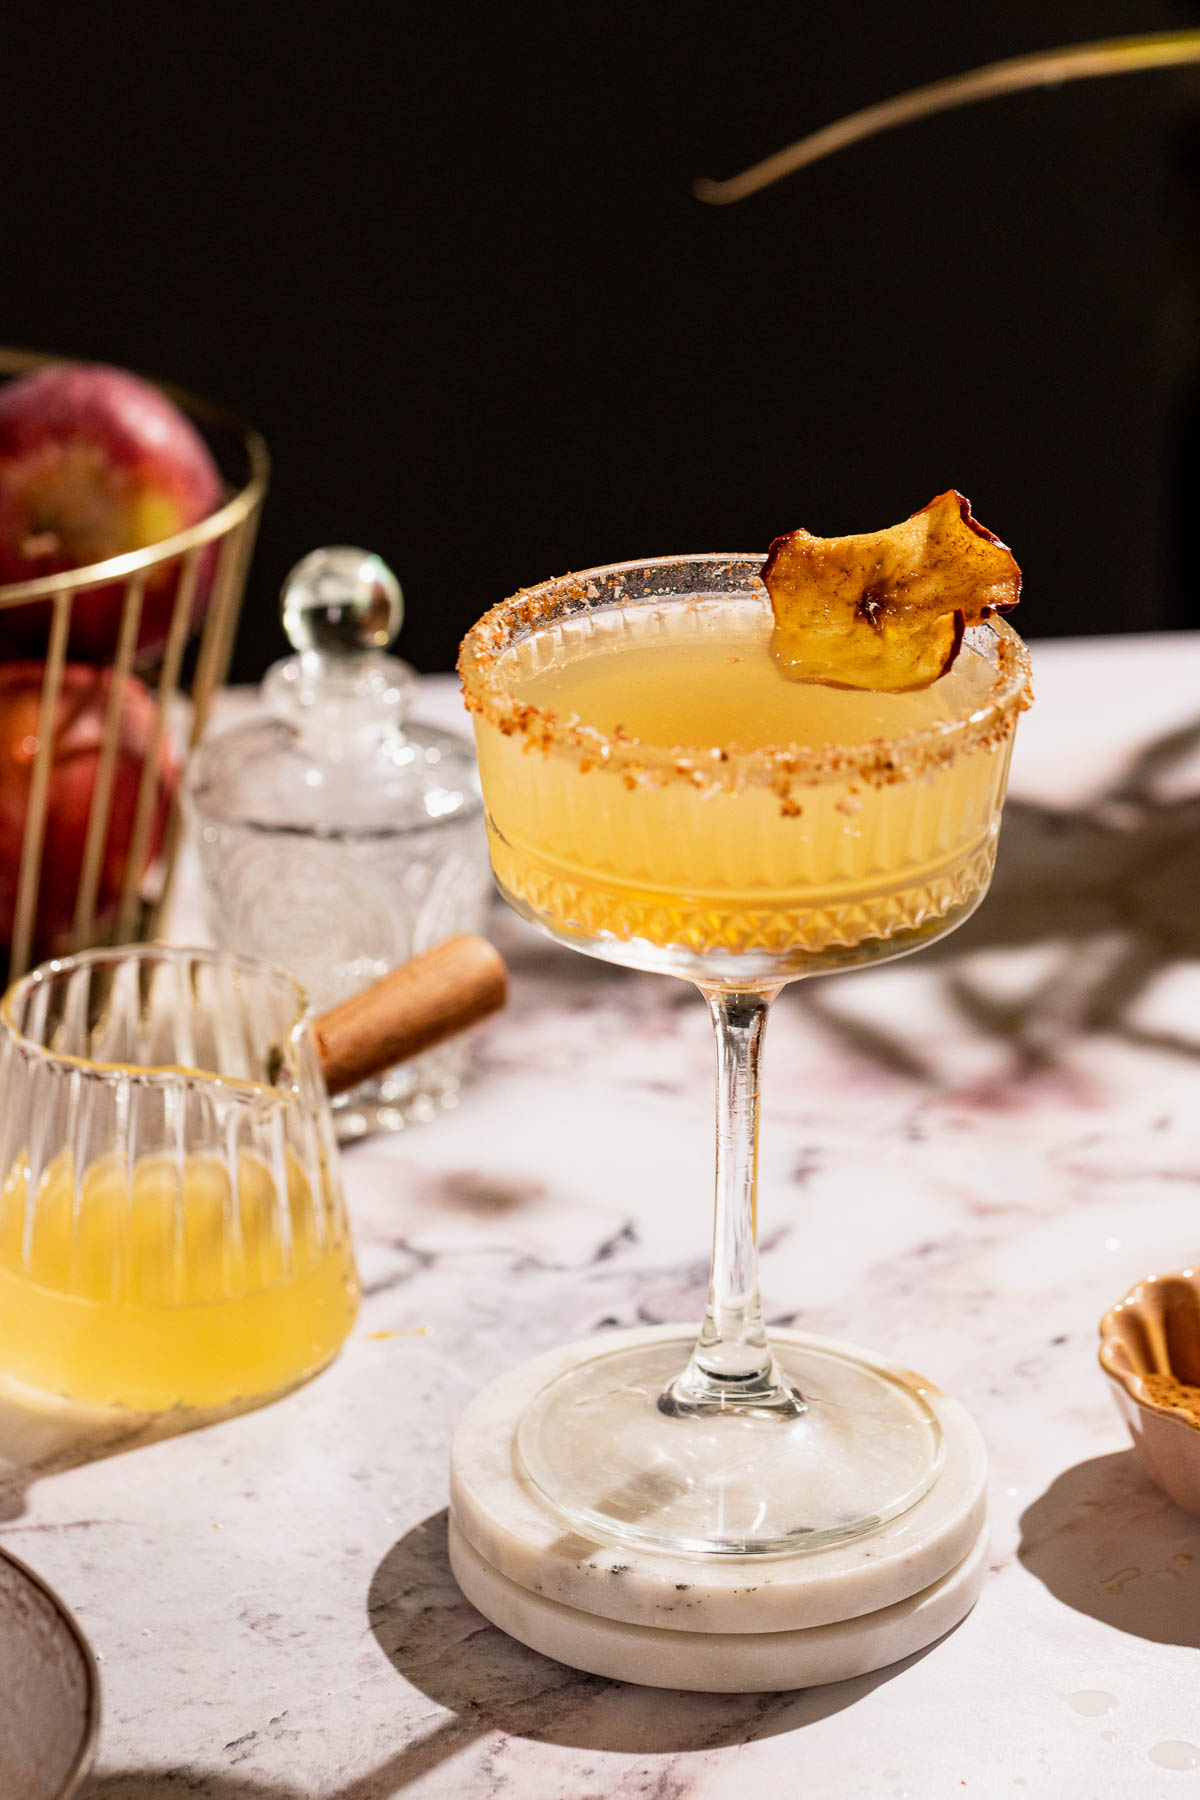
0, 362, 223, 662
0, 662, 178, 955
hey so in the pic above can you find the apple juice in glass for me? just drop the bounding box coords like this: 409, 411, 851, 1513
458, 498, 1031, 1556
0, 946, 358, 1411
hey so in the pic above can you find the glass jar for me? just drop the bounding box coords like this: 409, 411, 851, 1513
186, 548, 492, 1136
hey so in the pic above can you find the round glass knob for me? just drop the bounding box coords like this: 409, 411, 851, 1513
281, 547, 403, 654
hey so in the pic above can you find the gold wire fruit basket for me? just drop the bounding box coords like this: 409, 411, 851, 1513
0, 348, 269, 980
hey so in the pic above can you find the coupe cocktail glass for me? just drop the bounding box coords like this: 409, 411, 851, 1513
459, 554, 1030, 1556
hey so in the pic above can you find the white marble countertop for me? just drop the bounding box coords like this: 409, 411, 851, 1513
6, 638, 1200, 1799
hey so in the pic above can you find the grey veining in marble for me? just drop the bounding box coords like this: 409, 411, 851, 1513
446, 1511, 990, 1692
4, 642, 1200, 1795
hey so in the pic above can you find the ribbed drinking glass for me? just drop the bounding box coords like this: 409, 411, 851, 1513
0, 945, 357, 1410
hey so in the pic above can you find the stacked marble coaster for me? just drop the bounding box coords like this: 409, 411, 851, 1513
449, 1324, 989, 1692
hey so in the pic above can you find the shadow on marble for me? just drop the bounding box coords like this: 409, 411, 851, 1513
364, 1508, 940, 1779
0, 1381, 286, 1524
77, 1509, 949, 1799
1018, 1448, 1200, 1646
87, 1775, 304, 1799
802, 735, 1200, 1079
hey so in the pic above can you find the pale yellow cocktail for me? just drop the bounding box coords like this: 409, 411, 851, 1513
0, 1148, 356, 1410
463, 559, 1029, 981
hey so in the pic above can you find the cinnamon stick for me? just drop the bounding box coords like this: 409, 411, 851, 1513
314, 934, 507, 1098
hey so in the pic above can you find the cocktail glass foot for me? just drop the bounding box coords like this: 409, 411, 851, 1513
449, 1326, 988, 1692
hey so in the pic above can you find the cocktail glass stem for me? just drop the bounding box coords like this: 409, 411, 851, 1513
660, 985, 806, 1419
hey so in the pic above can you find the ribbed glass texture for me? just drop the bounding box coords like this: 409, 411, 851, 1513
471, 586, 1022, 983
0, 945, 357, 1409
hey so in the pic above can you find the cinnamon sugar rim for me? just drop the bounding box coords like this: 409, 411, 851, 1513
457, 553, 1033, 793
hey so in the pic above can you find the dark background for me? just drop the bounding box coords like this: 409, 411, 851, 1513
6, 2, 1200, 678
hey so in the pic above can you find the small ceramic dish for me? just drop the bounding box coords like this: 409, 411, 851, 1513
1100, 1267, 1200, 1513
0, 1544, 100, 1798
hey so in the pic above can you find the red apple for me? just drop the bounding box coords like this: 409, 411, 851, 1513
0, 662, 179, 957
0, 363, 223, 663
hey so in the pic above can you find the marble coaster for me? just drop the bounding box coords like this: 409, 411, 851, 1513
448, 1325, 989, 1689
449, 1511, 988, 1692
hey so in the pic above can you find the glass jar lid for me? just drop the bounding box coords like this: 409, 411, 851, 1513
188, 547, 482, 835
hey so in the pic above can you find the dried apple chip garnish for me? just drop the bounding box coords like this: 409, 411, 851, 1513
761, 490, 1021, 691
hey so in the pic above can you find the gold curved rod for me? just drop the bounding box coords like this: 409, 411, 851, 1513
695, 30, 1200, 205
